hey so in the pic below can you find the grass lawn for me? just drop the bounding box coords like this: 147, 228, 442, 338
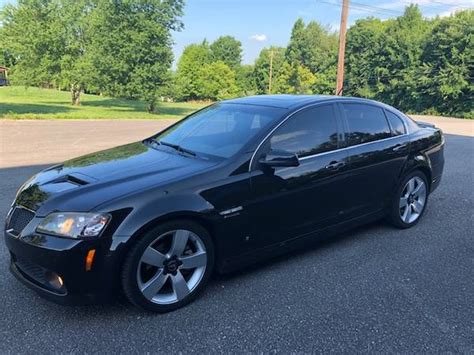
0, 86, 207, 119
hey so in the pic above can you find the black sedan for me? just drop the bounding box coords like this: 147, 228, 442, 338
4, 95, 445, 312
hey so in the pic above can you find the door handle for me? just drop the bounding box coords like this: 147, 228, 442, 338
393, 143, 408, 152
325, 161, 345, 170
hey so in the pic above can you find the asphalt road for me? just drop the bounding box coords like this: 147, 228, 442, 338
0, 119, 473, 353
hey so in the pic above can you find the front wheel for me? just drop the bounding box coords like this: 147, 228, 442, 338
388, 171, 429, 229
122, 220, 214, 312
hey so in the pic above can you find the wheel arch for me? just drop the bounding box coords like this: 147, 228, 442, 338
128, 211, 217, 247
115, 210, 220, 267
399, 153, 433, 192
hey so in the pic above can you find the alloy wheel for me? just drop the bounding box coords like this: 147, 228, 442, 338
399, 176, 427, 224
136, 229, 207, 305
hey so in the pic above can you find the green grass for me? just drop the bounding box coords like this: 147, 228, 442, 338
0, 86, 207, 119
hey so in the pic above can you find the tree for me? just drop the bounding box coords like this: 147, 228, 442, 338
419, 10, 473, 117
285, 18, 338, 94
210, 36, 242, 70
236, 64, 256, 95
175, 41, 212, 100
1, 0, 183, 110
345, 5, 472, 117
253, 47, 286, 94
1, 0, 95, 104
377, 5, 432, 111
345, 17, 389, 98
88, 0, 184, 112
197, 61, 239, 100
1, 0, 67, 89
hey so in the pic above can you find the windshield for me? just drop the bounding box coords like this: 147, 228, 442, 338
153, 103, 285, 158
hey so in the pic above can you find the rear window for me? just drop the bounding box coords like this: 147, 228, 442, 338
386, 111, 406, 136
341, 103, 391, 146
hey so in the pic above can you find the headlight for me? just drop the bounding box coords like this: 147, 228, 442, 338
36, 212, 111, 239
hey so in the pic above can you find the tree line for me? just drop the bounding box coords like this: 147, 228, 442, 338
0, 0, 184, 112
1, 2, 472, 118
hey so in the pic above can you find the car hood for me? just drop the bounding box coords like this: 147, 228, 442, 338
14, 141, 217, 216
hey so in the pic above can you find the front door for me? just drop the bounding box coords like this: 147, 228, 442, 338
248, 104, 351, 249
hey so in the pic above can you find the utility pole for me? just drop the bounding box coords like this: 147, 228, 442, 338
335, 0, 349, 96
268, 48, 274, 94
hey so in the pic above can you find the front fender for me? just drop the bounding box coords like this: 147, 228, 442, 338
112, 192, 215, 241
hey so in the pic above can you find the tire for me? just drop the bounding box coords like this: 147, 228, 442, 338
388, 170, 429, 229
121, 220, 214, 312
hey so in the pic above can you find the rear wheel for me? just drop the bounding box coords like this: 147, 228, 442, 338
388, 171, 429, 229
122, 220, 214, 312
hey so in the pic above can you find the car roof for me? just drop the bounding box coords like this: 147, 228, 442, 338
222, 94, 387, 110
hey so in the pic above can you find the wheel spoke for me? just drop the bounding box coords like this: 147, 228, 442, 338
413, 200, 423, 213
407, 178, 415, 193
413, 182, 426, 198
141, 247, 167, 267
402, 204, 412, 223
169, 230, 190, 257
171, 271, 190, 301
399, 196, 408, 209
180, 251, 207, 269
141, 270, 168, 300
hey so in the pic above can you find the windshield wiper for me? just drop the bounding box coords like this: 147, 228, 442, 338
158, 140, 196, 157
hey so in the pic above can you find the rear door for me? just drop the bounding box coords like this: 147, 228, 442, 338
338, 102, 410, 217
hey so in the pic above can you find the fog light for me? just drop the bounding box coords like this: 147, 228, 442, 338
45, 271, 64, 290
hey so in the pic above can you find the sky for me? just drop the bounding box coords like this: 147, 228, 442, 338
1, 0, 472, 66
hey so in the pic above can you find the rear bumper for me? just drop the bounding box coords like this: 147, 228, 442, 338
5, 230, 121, 305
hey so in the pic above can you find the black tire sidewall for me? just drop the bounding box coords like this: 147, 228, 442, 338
121, 220, 215, 312
389, 170, 429, 229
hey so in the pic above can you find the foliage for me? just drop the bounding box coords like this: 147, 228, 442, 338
418, 10, 474, 117
175, 36, 243, 100
286, 18, 338, 94
210, 36, 242, 70
87, 0, 184, 112
1, 2, 472, 118
345, 7, 473, 118
197, 61, 239, 100
175, 41, 213, 100
253, 47, 286, 94
0, 0, 183, 109
236, 64, 256, 95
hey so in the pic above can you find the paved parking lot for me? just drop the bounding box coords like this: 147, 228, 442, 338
0, 117, 473, 353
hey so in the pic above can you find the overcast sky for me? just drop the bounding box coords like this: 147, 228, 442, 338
1, 0, 472, 65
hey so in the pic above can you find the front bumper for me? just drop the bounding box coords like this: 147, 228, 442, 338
5, 229, 122, 305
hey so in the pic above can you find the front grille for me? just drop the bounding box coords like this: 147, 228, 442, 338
7, 206, 35, 235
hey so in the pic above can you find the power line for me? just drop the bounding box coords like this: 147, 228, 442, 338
424, 0, 473, 9
319, 0, 404, 17
320, 0, 472, 18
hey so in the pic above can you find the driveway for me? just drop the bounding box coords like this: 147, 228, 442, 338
0, 117, 473, 353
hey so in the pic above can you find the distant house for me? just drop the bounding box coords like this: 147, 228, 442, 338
0, 66, 9, 86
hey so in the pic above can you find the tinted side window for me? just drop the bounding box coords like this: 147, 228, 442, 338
270, 105, 338, 157
341, 103, 391, 146
386, 111, 406, 136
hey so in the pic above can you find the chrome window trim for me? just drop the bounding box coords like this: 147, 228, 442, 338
249, 101, 410, 171
298, 133, 408, 161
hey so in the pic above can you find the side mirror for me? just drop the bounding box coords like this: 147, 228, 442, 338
259, 149, 300, 168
